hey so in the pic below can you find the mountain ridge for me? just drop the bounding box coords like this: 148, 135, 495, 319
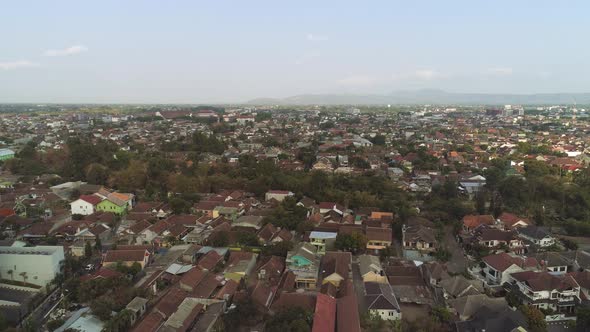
247, 90, 590, 105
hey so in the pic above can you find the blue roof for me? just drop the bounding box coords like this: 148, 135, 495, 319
310, 231, 338, 239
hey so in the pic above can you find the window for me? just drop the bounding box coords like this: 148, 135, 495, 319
389, 312, 394, 316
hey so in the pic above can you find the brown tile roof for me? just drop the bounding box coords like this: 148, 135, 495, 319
463, 214, 495, 229
129, 220, 152, 234
132, 311, 164, 332
192, 273, 221, 298
227, 251, 255, 266
311, 293, 336, 332
179, 267, 207, 291
197, 250, 223, 271
104, 249, 148, 263
365, 227, 392, 242
155, 287, 188, 318
511, 271, 579, 292
337, 294, 361, 332
215, 279, 239, 300
321, 251, 352, 282
482, 253, 537, 272
271, 292, 316, 312
251, 280, 276, 309
147, 220, 170, 234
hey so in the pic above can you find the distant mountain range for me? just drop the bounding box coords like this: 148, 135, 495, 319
247, 89, 590, 105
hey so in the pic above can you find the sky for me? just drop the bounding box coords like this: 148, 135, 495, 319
1, 0, 590, 103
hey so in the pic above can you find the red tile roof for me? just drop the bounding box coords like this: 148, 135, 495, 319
179, 267, 207, 291
79, 194, 102, 206
463, 214, 495, 229
132, 312, 164, 332
312, 293, 336, 332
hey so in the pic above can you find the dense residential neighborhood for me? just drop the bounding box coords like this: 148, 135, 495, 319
1, 104, 590, 332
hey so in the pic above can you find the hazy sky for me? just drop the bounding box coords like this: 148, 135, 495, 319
1, 1, 590, 103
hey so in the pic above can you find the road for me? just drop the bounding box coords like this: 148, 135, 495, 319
20, 287, 61, 328
443, 226, 468, 274
351, 257, 367, 314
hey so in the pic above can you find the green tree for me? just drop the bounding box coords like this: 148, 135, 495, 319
95, 237, 102, 252
576, 305, 590, 332
85, 241, 93, 259
334, 232, 367, 253
520, 305, 547, 332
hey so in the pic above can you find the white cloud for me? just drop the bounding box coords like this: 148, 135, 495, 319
44, 45, 88, 57
487, 67, 513, 76
336, 75, 376, 86
306, 33, 328, 41
0, 60, 40, 70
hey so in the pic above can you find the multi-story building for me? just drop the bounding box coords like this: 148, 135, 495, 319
287, 242, 319, 290
509, 271, 580, 313
0, 244, 65, 287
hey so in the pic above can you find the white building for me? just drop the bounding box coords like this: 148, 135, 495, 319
265, 190, 294, 202
364, 282, 402, 320
70, 195, 102, 216
0, 245, 65, 287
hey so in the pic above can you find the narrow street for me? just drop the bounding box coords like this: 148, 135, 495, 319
351, 258, 367, 314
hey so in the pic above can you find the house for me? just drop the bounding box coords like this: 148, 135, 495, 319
472, 228, 524, 254
70, 195, 102, 216
126, 296, 148, 326
337, 293, 362, 332
497, 212, 531, 230
318, 202, 344, 215
287, 242, 320, 290
518, 226, 556, 248
320, 251, 352, 288
223, 251, 258, 282
265, 190, 294, 202
402, 223, 437, 260
311, 293, 336, 332
447, 294, 509, 321
179, 266, 207, 292
358, 254, 387, 284
103, 249, 150, 269
309, 231, 337, 255
481, 253, 538, 286
365, 227, 392, 253
459, 174, 486, 195
462, 214, 495, 233
96, 193, 134, 215
508, 271, 580, 313
439, 275, 483, 299
569, 271, 590, 302
364, 282, 402, 321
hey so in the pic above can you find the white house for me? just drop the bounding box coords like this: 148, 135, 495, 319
70, 195, 103, 216
508, 271, 580, 313
517, 226, 556, 248
481, 253, 537, 286
364, 282, 401, 321
0, 244, 65, 287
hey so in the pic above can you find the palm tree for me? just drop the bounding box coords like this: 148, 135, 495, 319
7, 269, 13, 281
19, 271, 27, 285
